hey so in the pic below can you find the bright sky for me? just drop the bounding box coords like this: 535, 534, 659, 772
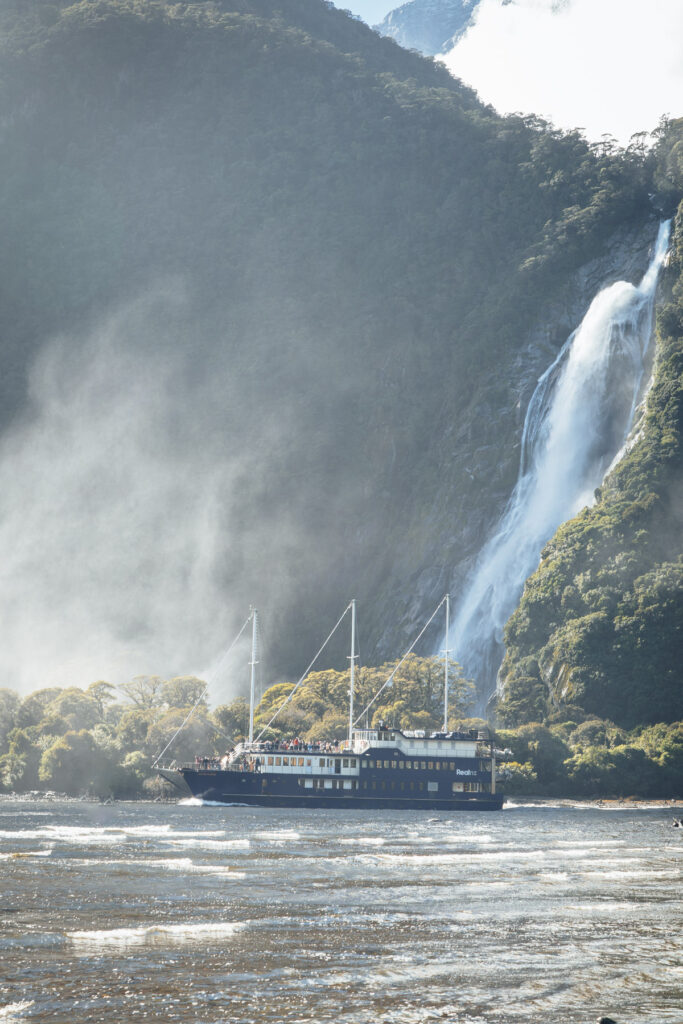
337, 1, 396, 25
339, 0, 683, 145
442, 0, 683, 144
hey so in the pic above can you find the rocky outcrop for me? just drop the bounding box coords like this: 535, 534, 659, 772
374, 0, 478, 55
365, 217, 662, 675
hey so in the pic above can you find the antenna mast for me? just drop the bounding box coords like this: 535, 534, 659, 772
348, 598, 357, 746
248, 607, 259, 745
443, 593, 450, 732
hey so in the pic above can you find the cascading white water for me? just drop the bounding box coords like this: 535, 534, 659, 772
443, 220, 671, 702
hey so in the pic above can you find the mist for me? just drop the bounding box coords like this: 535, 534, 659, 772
0, 286, 343, 697
442, 0, 683, 144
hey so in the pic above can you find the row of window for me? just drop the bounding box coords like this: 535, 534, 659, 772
264, 754, 486, 772
265, 756, 358, 768
297, 778, 358, 790
295, 778, 482, 794
364, 759, 470, 771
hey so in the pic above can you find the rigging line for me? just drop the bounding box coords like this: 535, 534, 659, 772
254, 601, 352, 742
152, 611, 253, 767
353, 594, 447, 727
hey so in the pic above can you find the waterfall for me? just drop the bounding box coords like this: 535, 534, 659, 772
443, 220, 671, 704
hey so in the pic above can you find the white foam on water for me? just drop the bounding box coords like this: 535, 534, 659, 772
339, 837, 385, 846
0, 827, 120, 844
355, 849, 546, 867
69, 920, 247, 947
145, 857, 245, 877
5, 847, 54, 859
553, 839, 627, 847
57, 856, 245, 877
444, 833, 496, 845
163, 837, 250, 850
580, 869, 681, 881
252, 830, 301, 841
0, 1001, 34, 1020
178, 797, 250, 807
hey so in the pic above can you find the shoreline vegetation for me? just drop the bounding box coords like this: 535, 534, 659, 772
1, 660, 680, 802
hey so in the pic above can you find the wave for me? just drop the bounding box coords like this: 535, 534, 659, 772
252, 830, 301, 841
339, 837, 385, 846
178, 797, 251, 807
163, 838, 250, 851
56, 856, 245, 877
0, 1002, 34, 1020
6, 847, 54, 858
69, 920, 247, 946
144, 857, 245, 877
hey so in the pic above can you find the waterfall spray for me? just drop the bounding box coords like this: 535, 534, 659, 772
443, 221, 671, 704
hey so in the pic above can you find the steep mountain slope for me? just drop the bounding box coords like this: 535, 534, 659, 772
374, 0, 477, 55
0, 0, 668, 692
498, 189, 683, 729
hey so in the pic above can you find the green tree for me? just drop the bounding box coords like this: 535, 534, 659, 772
0, 688, 19, 755
117, 676, 166, 709
212, 697, 249, 742
48, 688, 102, 730
161, 676, 207, 710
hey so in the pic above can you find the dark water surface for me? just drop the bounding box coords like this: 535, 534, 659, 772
0, 798, 681, 1023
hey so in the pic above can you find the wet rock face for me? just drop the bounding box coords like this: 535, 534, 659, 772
366, 218, 660, 669
374, 0, 478, 56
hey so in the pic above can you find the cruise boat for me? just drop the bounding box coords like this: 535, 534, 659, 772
156, 598, 505, 810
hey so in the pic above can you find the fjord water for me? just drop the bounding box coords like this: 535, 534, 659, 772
1, 799, 681, 1023
445, 221, 671, 697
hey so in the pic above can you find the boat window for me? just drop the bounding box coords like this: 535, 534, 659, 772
428, 761, 434, 770
267, 757, 273, 766
399, 761, 405, 769
306, 758, 311, 766
343, 758, 349, 768
421, 761, 427, 770
275, 757, 281, 766
283, 757, 289, 766
383, 760, 390, 769
428, 781, 438, 792
350, 759, 356, 768
319, 758, 326, 767
406, 761, 411, 769
391, 761, 397, 769
298, 757, 304, 766
449, 762, 455, 770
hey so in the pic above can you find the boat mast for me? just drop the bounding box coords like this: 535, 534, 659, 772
443, 593, 450, 732
248, 607, 259, 746
348, 598, 357, 746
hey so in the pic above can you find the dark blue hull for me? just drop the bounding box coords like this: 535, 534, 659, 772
178, 768, 504, 811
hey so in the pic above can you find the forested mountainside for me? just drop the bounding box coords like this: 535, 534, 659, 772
375, 0, 476, 55
0, 0, 679, 708
498, 195, 683, 730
